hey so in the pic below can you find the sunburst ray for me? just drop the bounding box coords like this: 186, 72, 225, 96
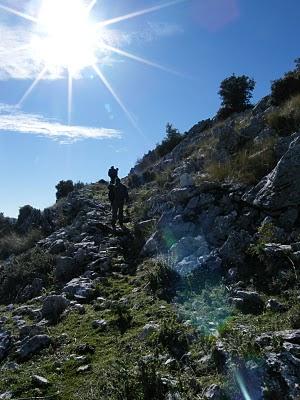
92, 64, 141, 133
101, 43, 182, 77
86, 0, 97, 14
97, 0, 186, 28
18, 67, 48, 106
0, 4, 37, 23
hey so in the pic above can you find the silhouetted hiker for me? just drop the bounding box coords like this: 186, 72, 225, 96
108, 166, 119, 184
111, 178, 129, 229
108, 183, 115, 208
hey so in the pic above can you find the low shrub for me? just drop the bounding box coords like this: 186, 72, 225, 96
0, 247, 55, 303
156, 123, 183, 158
271, 70, 300, 105
156, 318, 189, 358
111, 302, 133, 334
128, 173, 142, 189
56, 180, 74, 200
204, 137, 277, 184
0, 229, 42, 260
0, 213, 14, 237
266, 94, 300, 135
142, 170, 156, 183
145, 259, 179, 301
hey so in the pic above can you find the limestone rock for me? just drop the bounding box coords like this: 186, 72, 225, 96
49, 239, 66, 254
0, 332, 11, 362
243, 136, 300, 210
92, 319, 107, 331
170, 188, 196, 204
219, 230, 252, 265
63, 277, 96, 302
231, 290, 264, 314
55, 256, 76, 282
41, 295, 70, 323
31, 375, 50, 388
170, 236, 209, 263
142, 231, 160, 256
204, 384, 223, 400
17, 334, 51, 361
179, 173, 193, 187
266, 299, 287, 313
139, 322, 160, 340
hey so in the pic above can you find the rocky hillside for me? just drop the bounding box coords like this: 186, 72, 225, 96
1, 91, 300, 399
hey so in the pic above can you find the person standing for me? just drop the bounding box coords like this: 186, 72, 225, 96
111, 178, 129, 229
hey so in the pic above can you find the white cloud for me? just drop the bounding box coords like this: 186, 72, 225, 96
0, 104, 121, 143
132, 22, 184, 42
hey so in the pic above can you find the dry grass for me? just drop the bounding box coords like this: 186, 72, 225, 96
204, 137, 277, 184
266, 94, 300, 135
0, 229, 42, 259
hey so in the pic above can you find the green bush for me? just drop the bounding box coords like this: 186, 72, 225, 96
145, 260, 179, 301
0, 247, 55, 303
127, 173, 142, 189
156, 318, 189, 358
217, 74, 255, 120
111, 302, 133, 334
266, 113, 296, 136
204, 137, 276, 184
248, 222, 276, 261
0, 213, 14, 238
155, 123, 183, 158
271, 70, 300, 105
142, 170, 156, 183
0, 229, 42, 260
56, 180, 74, 200
267, 94, 300, 135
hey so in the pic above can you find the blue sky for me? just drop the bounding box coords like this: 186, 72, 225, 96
0, 0, 299, 217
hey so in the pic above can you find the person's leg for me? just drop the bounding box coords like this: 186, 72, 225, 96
112, 203, 118, 228
118, 203, 124, 225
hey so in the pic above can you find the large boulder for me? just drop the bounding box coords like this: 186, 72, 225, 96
230, 290, 264, 315
17, 335, 51, 361
170, 236, 209, 263
55, 256, 77, 282
219, 230, 252, 265
243, 136, 300, 210
62, 277, 96, 302
170, 188, 197, 204
41, 295, 70, 323
0, 331, 11, 362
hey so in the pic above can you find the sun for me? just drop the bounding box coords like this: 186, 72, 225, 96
33, 0, 98, 75
0, 0, 186, 127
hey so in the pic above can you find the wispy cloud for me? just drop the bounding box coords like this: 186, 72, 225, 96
0, 104, 121, 143
131, 22, 184, 42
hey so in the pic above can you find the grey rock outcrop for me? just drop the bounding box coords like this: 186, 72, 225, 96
17, 334, 52, 361
55, 256, 77, 282
63, 277, 96, 302
230, 290, 264, 314
0, 332, 11, 362
243, 136, 300, 210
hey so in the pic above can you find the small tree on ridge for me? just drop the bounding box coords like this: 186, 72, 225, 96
217, 74, 256, 120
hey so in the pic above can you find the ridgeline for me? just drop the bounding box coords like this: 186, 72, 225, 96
1, 66, 300, 399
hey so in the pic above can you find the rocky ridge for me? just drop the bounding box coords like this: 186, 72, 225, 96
0, 95, 300, 398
